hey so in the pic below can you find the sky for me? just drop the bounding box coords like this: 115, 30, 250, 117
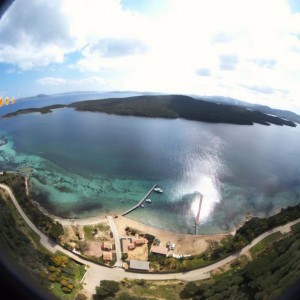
0, 0, 300, 112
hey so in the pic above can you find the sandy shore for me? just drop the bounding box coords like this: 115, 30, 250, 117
35, 200, 229, 255
114, 216, 227, 255
47, 210, 228, 255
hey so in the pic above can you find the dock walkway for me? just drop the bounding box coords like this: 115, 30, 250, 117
122, 184, 157, 216
194, 193, 203, 234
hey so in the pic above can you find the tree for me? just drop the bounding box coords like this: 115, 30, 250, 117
180, 282, 203, 299
49, 221, 64, 240
75, 294, 87, 300
51, 255, 68, 268
94, 280, 120, 299
75, 294, 88, 300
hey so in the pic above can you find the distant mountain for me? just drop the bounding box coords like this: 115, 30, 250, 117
69, 95, 296, 127
3, 94, 297, 127
0, 91, 157, 117
194, 95, 300, 124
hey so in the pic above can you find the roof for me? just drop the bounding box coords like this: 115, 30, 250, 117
102, 251, 113, 261
128, 243, 135, 250
129, 260, 150, 271
103, 241, 113, 250
151, 245, 168, 256
121, 239, 131, 252
134, 238, 146, 245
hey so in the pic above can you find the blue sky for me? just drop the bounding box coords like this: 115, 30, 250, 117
1, 0, 300, 112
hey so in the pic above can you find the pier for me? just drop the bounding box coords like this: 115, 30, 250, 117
122, 184, 157, 216
194, 193, 203, 234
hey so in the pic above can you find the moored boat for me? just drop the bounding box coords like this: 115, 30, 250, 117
154, 187, 163, 193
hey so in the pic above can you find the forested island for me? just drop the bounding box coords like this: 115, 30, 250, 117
3, 95, 297, 127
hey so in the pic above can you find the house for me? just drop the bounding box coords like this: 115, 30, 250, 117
121, 238, 131, 253
129, 260, 150, 271
128, 243, 135, 250
134, 238, 146, 246
102, 251, 113, 261
102, 241, 113, 251
151, 245, 168, 256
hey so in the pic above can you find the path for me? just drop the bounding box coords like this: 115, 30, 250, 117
1, 183, 300, 295
107, 216, 122, 267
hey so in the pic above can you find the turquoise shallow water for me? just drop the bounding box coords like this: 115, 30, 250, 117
0, 107, 300, 234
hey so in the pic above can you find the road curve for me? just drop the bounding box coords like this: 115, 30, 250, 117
1, 183, 300, 294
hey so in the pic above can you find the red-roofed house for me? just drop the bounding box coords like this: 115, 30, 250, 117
102, 251, 113, 261
102, 241, 113, 251
134, 238, 146, 246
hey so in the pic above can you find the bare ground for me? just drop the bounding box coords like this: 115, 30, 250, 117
115, 216, 226, 256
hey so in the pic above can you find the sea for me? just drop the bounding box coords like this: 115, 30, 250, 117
0, 92, 299, 234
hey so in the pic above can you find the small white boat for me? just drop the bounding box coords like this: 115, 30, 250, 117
154, 187, 163, 193
140, 204, 145, 208
145, 198, 152, 203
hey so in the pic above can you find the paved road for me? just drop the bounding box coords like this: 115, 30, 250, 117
1, 183, 300, 295
107, 216, 123, 267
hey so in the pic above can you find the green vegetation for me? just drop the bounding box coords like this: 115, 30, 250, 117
83, 223, 110, 241
94, 280, 120, 299
70, 95, 296, 126
113, 225, 300, 299
0, 173, 64, 242
125, 226, 142, 236
0, 174, 85, 299
3, 104, 65, 118
146, 204, 300, 272
250, 232, 282, 258
47, 255, 86, 299
179, 225, 300, 299
210, 204, 300, 261
4, 95, 296, 127
118, 279, 183, 300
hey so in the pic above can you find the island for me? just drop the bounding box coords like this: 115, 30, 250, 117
3, 95, 297, 127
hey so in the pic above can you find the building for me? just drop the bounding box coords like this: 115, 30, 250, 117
134, 238, 146, 246
151, 245, 168, 256
128, 243, 135, 250
102, 251, 113, 261
129, 260, 150, 271
102, 241, 113, 251
121, 238, 131, 253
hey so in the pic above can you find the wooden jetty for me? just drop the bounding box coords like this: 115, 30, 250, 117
194, 193, 203, 234
121, 184, 157, 216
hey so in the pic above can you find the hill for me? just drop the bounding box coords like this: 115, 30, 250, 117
70, 95, 296, 127
197, 95, 300, 124
3, 95, 297, 127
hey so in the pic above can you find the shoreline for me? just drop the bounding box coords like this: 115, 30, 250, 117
32, 198, 247, 237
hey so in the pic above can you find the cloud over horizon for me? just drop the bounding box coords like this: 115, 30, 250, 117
1, 0, 300, 112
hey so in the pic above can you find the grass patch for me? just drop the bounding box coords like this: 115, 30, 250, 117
291, 222, 300, 233
49, 258, 86, 300
83, 223, 110, 241
118, 279, 183, 300
250, 232, 283, 258
211, 256, 249, 281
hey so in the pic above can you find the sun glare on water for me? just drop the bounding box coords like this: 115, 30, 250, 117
190, 175, 221, 223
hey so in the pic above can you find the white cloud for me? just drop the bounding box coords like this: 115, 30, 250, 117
1, 0, 300, 111
0, 0, 76, 69
36, 76, 107, 86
